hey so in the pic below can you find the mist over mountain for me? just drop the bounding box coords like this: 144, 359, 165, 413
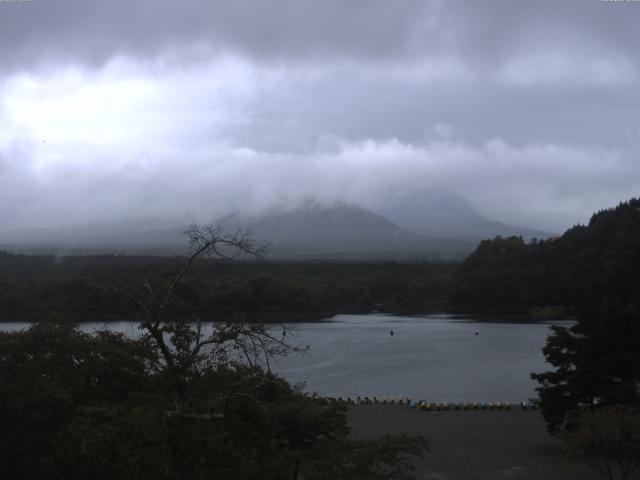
216, 202, 477, 259
219, 202, 419, 252
0, 217, 186, 255
372, 189, 553, 240
0, 191, 553, 258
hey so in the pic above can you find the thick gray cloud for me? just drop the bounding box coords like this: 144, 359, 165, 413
0, 0, 639, 233
3, 1, 640, 67
0, 0, 427, 68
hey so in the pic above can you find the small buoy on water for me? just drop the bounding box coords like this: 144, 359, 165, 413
390, 330, 394, 336
475, 332, 479, 336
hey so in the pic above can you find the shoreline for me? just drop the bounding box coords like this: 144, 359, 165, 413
0, 309, 573, 324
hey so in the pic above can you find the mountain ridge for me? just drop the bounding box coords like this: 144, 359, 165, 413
0, 193, 553, 258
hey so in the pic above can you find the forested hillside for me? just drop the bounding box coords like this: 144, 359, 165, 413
453, 198, 640, 311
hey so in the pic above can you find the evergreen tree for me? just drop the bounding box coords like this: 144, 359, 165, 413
532, 300, 640, 433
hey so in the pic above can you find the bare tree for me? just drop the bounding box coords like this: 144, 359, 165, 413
108, 224, 305, 407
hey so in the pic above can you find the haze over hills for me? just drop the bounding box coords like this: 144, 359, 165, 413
0, 217, 187, 255
372, 189, 552, 240
218, 203, 422, 253
0, 191, 553, 259
216, 202, 477, 259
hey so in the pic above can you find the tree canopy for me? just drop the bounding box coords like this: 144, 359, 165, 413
454, 198, 640, 312
532, 301, 640, 433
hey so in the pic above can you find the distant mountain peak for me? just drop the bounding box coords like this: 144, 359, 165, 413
370, 188, 553, 240
217, 202, 422, 254
0, 192, 552, 258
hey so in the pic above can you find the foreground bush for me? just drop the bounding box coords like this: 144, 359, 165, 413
0, 323, 426, 480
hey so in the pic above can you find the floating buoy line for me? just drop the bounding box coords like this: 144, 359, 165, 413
318, 396, 540, 410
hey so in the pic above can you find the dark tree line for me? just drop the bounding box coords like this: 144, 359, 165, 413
0, 252, 456, 321
454, 198, 640, 313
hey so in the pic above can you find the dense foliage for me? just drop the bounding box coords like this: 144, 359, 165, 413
532, 301, 640, 433
0, 323, 426, 480
0, 254, 455, 321
453, 198, 640, 312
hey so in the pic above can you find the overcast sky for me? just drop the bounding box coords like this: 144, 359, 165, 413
1, 0, 639, 232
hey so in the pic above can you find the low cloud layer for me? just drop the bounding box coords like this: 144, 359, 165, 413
1, 1, 639, 233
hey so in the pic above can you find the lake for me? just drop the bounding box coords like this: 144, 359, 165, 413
1, 314, 570, 403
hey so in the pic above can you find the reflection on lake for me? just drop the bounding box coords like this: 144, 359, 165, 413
1, 314, 571, 402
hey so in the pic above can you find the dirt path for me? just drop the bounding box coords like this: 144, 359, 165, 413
348, 405, 601, 480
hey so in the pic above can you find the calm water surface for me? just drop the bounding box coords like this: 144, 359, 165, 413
2, 314, 570, 402
271, 314, 572, 402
